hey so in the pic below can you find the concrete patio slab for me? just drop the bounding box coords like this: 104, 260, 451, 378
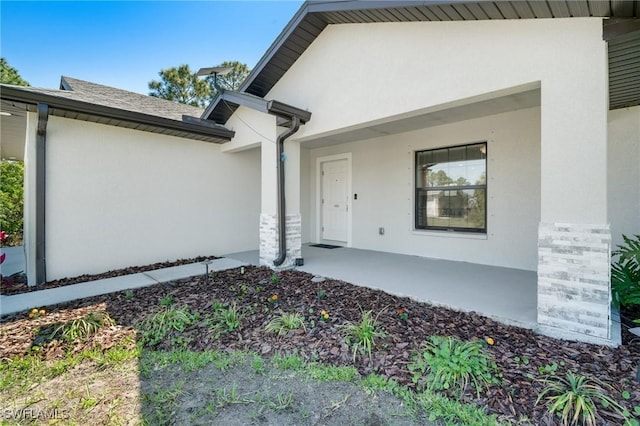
225, 245, 537, 328
0, 257, 248, 317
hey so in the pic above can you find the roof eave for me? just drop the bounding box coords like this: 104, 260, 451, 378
202, 90, 311, 125
227, 0, 640, 111
1, 85, 235, 143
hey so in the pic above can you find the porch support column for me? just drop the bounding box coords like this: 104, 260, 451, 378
537, 43, 612, 342
283, 138, 302, 264
259, 127, 302, 269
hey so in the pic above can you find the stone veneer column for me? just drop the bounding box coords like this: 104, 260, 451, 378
259, 213, 302, 269
537, 223, 611, 339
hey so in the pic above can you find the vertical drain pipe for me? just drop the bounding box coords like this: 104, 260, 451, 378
35, 103, 49, 285
273, 116, 300, 267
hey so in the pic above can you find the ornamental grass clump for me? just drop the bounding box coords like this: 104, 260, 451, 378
52, 311, 115, 343
340, 308, 386, 361
205, 301, 245, 339
409, 335, 500, 398
265, 311, 306, 336
138, 306, 199, 348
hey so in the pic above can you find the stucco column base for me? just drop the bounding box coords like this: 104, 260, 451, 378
259, 213, 302, 269
537, 222, 611, 340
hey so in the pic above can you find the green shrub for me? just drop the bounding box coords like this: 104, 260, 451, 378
0, 160, 24, 245
409, 336, 500, 398
612, 234, 640, 309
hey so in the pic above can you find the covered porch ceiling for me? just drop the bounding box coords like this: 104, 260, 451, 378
298, 85, 540, 148
0, 100, 28, 161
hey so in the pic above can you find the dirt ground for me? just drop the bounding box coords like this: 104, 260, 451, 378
2, 351, 423, 425
142, 357, 422, 426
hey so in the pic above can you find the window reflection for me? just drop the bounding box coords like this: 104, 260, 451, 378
415, 143, 487, 232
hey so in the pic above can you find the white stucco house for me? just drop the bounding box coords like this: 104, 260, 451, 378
1, 0, 639, 344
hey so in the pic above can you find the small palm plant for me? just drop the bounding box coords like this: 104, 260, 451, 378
536, 372, 626, 426
340, 308, 386, 361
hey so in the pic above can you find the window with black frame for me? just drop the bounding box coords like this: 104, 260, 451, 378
415, 143, 487, 232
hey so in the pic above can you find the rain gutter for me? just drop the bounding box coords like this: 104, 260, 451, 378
273, 115, 301, 267
35, 103, 49, 285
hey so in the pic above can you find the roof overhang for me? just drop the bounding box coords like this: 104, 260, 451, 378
203, 89, 311, 124
204, 0, 639, 118
1, 85, 235, 144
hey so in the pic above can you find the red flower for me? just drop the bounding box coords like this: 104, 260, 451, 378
0, 231, 6, 242
0, 253, 5, 265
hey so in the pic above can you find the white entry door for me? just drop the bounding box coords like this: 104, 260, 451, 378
321, 159, 349, 242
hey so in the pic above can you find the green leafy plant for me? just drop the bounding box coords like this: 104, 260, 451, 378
52, 312, 115, 342
611, 234, 640, 309
539, 361, 565, 376
159, 295, 174, 307
414, 391, 499, 425
397, 308, 409, 321
339, 308, 386, 361
408, 336, 500, 398
124, 290, 134, 301
138, 306, 199, 348
270, 273, 280, 283
265, 311, 306, 336
536, 372, 627, 426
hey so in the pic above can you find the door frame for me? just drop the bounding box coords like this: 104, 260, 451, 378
316, 153, 352, 247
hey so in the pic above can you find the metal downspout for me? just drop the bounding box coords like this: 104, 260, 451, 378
35, 103, 49, 285
273, 116, 301, 267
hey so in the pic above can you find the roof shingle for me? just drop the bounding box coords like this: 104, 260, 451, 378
60, 76, 204, 121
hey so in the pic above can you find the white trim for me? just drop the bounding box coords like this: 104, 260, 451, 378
316, 153, 352, 247
410, 230, 488, 240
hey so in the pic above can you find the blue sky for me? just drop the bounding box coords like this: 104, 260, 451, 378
1, 1, 303, 94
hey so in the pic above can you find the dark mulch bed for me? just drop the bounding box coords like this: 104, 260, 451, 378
0, 255, 218, 295
1, 266, 639, 424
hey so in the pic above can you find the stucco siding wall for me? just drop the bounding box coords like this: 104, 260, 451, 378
608, 106, 640, 249
269, 18, 607, 225
44, 117, 260, 280
300, 147, 312, 243
307, 107, 541, 271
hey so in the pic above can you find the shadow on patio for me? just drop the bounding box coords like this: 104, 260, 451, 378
225, 244, 537, 329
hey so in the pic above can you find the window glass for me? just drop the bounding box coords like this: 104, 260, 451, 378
415, 143, 487, 232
